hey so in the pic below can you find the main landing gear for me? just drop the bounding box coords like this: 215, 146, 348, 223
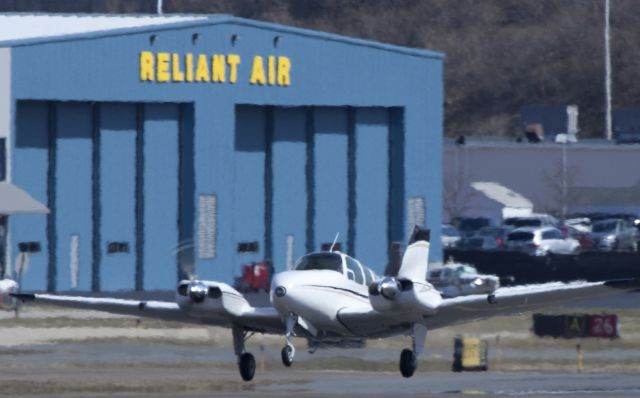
233, 327, 256, 381
399, 323, 427, 378
281, 313, 297, 367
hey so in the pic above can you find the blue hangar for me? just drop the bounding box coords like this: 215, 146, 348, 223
0, 14, 443, 292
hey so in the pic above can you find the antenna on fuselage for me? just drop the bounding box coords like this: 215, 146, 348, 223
329, 233, 340, 252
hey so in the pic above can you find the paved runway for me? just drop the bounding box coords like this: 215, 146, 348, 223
1, 340, 639, 397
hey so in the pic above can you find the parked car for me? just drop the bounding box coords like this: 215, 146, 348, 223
442, 224, 462, 248
564, 217, 592, 234
457, 226, 511, 251
503, 214, 559, 229
567, 226, 594, 252
505, 227, 580, 256
427, 263, 499, 298
589, 218, 638, 252
454, 217, 492, 238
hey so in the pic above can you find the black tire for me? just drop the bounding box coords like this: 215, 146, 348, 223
238, 352, 256, 381
281, 345, 294, 367
399, 348, 417, 378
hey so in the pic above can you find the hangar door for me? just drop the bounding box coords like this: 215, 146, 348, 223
233, 106, 404, 276
13, 101, 190, 292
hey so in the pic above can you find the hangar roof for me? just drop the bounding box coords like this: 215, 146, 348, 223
0, 13, 442, 59
0, 13, 207, 43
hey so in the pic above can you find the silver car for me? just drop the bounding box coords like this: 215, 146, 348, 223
590, 218, 638, 252
427, 263, 499, 298
506, 226, 580, 256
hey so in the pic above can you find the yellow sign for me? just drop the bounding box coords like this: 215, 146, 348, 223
139, 51, 291, 86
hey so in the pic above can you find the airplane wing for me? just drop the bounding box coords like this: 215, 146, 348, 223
425, 279, 639, 329
337, 279, 639, 336
13, 292, 285, 334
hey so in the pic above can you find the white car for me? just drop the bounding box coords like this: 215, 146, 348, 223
441, 224, 461, 248
427, 263, 499, 298
506, 227, 580, 256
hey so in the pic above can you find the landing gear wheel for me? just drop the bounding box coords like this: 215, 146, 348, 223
281, 344, 294, 367
238, 352, 256, 381
399, 348, 417, 378
487, 294, 497, 304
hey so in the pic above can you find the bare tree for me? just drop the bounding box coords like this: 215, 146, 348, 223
541, 159, 581, 220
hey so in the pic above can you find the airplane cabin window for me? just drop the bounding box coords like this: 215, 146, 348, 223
294, 253, 343, 273
345, 256, 364, 284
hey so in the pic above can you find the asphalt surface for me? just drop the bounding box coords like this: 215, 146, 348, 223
0, 285, 636, 397
0, 339, 639, 397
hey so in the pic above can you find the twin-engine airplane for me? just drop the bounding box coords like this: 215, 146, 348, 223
13, 227, 640, 381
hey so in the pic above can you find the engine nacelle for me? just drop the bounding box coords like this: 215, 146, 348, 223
368, 277, 441, 314
176, 280, 250, 318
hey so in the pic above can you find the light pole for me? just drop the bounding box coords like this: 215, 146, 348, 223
604, 0, 613, 140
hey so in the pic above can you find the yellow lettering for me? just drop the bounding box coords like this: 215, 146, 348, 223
250, 56, 266, 85
227, 54, 240, 83
195, 54, 210, 82
212, 54, 226, 83
156, 52, 170, 82
277, 56, 291, 86
185, 53, 194, 82
139, 51, 155, 81
172, 53, 184, 82
268, 56, 276, 86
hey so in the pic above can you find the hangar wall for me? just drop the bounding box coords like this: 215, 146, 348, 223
5, 16, 443, 291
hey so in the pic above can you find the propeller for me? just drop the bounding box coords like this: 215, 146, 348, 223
368, 276, 413, 300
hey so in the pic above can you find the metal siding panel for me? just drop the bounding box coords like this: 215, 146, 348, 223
389, 108, 405, 244
55, 102, 93, 291
0, 48, 9, 140
178, 104, 195, 281
143, 103, 179, 290
12, 25, 440, 107
233, 105, 266, 266
313, 107, 348, 251
271, 107, 306, 271
193, 102, 235, 282
11, 101, 48, 290
99, 103, 136, 291
354, 108, 389, 274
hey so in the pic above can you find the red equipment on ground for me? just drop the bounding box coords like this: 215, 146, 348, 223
234, 261, 273, 293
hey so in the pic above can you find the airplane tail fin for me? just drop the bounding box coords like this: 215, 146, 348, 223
397, 226, 430, 281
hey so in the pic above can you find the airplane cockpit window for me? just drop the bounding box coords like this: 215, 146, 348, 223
294, 253, 343, 274
345, 256, 364, 284
363, 265, 373, 285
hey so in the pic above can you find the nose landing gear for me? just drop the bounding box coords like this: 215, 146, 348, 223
281, 344, 295, 367
281, 313, 297, 367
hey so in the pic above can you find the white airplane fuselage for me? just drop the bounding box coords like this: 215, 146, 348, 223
270, 268, 442, 339
271, 270, 369, 335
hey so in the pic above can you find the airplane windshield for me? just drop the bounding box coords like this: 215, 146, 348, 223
294, 253, 343, 274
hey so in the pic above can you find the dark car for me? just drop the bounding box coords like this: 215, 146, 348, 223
453, 217, 492, 238
458, 226, 511, 251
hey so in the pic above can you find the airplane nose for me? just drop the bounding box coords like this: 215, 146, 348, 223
270, 271, 299, 309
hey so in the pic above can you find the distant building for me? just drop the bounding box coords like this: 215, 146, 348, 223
445, 138, 640, 222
